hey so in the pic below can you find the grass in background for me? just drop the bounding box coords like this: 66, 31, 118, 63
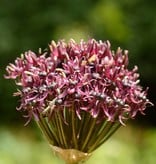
0, 125, 156, 164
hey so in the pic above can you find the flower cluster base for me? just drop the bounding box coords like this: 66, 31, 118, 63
51, 145, 91, 164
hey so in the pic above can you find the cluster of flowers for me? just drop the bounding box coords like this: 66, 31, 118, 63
5, 39, 151, 125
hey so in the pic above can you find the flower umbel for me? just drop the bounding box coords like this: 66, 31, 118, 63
5, 39, 152, 163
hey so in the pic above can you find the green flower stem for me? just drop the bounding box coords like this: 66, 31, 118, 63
71, 108, 78, 149
88, 121, 114, 152
77, 112, 85, 138
49, 119, 60, 145
53, 112, 65, 147
37, 115, 54, 145
96, 122, 121, 149
86, 120, 107, 151
78, 113, 91, 149
57, 111, 68, 148
64, 108, 72, 147
81, 118, 96, 151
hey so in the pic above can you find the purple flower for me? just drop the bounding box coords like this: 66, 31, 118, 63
5, 39, 153, 162
5, 39, 151, 124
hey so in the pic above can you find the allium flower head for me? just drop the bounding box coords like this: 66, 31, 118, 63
5, 39, 152, 163
5, 39, 151, 123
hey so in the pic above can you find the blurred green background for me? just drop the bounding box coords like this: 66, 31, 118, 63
0, 0, 156, 163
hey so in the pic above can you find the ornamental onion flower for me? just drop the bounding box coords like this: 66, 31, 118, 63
5, 39, 152, 164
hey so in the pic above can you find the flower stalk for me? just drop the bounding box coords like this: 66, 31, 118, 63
36, 109, 120, 163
